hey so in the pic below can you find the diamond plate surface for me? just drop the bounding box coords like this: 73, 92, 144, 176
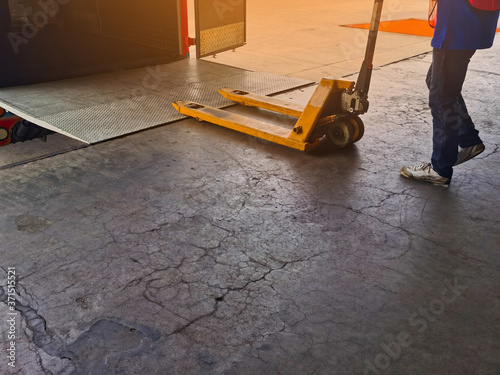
0, 60, 312, 144
200, 22, 245, 57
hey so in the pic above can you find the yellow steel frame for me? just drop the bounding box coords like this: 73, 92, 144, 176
172, 78, 355, 152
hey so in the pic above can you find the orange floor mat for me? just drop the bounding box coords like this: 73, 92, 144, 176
345, 18, 500, 38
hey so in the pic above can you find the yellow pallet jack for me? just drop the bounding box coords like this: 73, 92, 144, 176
173, 0, 384, 152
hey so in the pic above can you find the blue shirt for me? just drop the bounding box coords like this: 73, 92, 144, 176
432, 0, 500, 49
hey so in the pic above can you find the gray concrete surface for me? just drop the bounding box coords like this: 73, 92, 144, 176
0, 134, 85, 170
1, 39, 499, 374
1, 0, 500, 373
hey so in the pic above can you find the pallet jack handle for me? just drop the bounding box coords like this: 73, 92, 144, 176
356, 0, 384, 95
343, 0, 384, 114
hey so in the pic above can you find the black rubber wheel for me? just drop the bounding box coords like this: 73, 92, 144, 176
10, 120, 54, 144
349, 116, 365, 143
326, 121, 354, 148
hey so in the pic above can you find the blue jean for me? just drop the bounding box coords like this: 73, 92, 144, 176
426, 48, 482, 178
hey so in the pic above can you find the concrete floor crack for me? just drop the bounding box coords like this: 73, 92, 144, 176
0, 285, 75, 362
163, 253, 323, 340
167, 308, 218, 338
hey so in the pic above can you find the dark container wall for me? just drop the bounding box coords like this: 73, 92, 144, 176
0, 0, 182, 88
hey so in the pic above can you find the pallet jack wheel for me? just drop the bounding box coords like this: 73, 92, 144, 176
349, 116, 365, 143
326, 121, 355, 148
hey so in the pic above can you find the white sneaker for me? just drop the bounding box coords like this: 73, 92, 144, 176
400, 163, 450, 187
455, 143, 485, 166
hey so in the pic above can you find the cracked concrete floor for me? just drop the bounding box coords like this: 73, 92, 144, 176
1, 45, 500, 374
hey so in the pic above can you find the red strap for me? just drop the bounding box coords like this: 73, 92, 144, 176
429, 0, 437, 28
468, 0, 500, 11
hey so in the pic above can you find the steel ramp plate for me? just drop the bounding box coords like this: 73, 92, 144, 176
0, 59, 312, 144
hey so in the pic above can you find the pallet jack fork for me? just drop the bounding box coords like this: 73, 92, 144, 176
173, 0, 384, 152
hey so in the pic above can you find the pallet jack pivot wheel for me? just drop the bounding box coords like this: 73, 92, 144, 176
326, 121, 355, 148
350, 116, 365, 143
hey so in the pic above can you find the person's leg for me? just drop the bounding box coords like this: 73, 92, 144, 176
455, 94, 482, 148
428, 48, 476, 179
425, 62, 433, 90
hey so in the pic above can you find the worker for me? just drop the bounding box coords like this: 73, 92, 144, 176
400, 0, 500, 187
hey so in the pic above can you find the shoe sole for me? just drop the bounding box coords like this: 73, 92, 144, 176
454, 144, 485, 166
400, 170, 450, 187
